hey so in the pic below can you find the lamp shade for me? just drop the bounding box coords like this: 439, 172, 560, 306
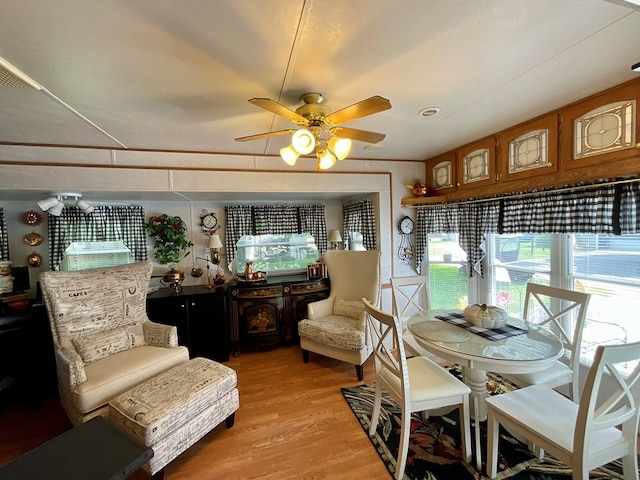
328, 136, 352, 160
317, 148, 337, 170
208, 234, 223, 249
291, 129, 315, 154
37, 197, 60, 211
328, 230, 342, 243
48, 202, 65, 216
280, 145, 300, 166
76, 199, 94, 214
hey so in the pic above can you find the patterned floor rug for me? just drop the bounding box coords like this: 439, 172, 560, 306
342, 367, 630, 480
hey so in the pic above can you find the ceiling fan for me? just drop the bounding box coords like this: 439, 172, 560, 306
235, 93, 392, 169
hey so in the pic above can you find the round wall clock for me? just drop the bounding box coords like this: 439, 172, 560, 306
399, 216, 414, 234
22, 210, 43, 226
200, 209, 218, 235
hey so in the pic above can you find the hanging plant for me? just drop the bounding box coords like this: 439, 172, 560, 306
144, 214, 194, 265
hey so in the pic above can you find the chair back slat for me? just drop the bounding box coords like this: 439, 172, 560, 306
523, 283, 591, 400
390, 275, 430, 327
576, 342, 640, 450
363, 297, 409, 396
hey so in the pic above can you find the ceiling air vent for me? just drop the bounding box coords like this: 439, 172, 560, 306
0, 57, 41, 90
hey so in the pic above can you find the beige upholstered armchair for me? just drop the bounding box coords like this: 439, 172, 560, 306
298, 250, 381, 381
40, 261, 190, 425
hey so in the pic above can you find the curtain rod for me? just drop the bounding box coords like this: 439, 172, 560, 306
418, 177, 640, 207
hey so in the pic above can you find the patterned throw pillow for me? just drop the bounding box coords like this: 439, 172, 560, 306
72, 323, 144, 364
333, 297, 365, 320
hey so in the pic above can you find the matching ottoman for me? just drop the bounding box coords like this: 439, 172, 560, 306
108, 357, 239, 478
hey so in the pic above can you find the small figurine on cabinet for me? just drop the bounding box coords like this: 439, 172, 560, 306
406, 181, 430, 197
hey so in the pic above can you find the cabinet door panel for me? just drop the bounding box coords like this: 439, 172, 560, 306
146, 298, 190, 348
188, 296, 229, 362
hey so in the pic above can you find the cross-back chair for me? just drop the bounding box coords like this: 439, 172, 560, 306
486, 341, 640, 480
390, 275, 442, 361
363, 298, 471, 479
503, 283, 591, 400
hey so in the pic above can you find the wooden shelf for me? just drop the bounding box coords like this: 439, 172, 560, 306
401, 195, 446, 207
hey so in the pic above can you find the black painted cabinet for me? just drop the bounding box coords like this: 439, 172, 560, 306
146, 285, 229, 362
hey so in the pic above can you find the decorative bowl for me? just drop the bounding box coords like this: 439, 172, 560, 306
463, 304, 507, 329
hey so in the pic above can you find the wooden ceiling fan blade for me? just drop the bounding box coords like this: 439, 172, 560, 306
248, 98, 306, 123
235, 129, 296, 142
332, 127, 386, 144
325, 95, 391, 125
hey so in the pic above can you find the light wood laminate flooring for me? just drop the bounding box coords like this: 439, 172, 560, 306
0, 344, 389, 479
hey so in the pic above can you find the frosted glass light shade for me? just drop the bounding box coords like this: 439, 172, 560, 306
317, 148, 336, 170
48, 202, 65, 216
76, 199, 94, 214
37, 197, 60, 211
328, 136, 352, 160
280, 145, 300, 166
291, 129, 315, 154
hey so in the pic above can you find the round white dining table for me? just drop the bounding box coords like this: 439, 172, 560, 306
407, 309, 564, 421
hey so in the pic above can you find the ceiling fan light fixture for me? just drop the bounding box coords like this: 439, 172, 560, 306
291, 129, 315, 154
280, 145, 300, 166
328, 136, 351, 160
317, 148, 336, 170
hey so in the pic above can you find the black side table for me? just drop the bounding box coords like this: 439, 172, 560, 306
0, 416, 153, 480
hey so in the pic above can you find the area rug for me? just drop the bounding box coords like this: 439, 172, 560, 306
342, 367, 630, 480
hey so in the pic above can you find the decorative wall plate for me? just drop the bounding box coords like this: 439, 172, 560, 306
23, 232, 44, 246
27, 252, 43, 267
22, 210, 43, 226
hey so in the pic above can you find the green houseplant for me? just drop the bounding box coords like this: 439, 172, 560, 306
144, 214, 194, 265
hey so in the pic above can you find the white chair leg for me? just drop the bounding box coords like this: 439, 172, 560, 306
458, 398, 472, 464
369, 383, 382, 437
486, 409, 499, 479
473, 395, 482, 472
621, 452, 639, 480
395, 409, 410, 480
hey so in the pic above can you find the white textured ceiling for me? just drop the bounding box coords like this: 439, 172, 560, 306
0, 0, 638, 163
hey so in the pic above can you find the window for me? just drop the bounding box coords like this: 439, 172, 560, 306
426, 234, 468, 309
59, 240, 134, 271
235, 234, 319, 275
487, 233, 640, 374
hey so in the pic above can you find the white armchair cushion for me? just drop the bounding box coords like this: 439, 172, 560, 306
72, 323, 144, 364
333, 297, 365, 320
298, 315, 365, 351
74, 344, 189, 414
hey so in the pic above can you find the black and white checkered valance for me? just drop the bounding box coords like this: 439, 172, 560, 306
0, 208, 8, 261
416, 178, 640, 277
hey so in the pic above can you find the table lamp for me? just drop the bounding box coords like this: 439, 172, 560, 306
328, 230, 342, 250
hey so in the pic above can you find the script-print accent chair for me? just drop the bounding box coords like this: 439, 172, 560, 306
502, 283, 591, 401
298, 250, 381, 381
363, 298, 472, 480
40, 261, 190, 425
390, 275, 443, 362
487, 341, 640, 480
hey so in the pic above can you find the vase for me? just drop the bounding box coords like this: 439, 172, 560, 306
162, 267, 185, 294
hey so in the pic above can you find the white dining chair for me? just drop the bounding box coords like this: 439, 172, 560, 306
363, 298, 472, 479
486, 341, 640, 480
502, 283, 591, 401
390, 275, 442, 362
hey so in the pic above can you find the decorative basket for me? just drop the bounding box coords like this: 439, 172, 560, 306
463, 304, 507, 329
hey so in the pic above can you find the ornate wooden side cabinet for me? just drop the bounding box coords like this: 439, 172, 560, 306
229, 275, 329, 355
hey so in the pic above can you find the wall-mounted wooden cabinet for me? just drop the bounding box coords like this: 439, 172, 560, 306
560, 81, 640, 170
498, 113, 558, 182
426, 152, 456, 195
403, 78, 640, 207
456, 137, 496, 189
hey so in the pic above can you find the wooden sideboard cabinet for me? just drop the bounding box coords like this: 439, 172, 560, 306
146, 285, 229, 362
228, 275, 329, 355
